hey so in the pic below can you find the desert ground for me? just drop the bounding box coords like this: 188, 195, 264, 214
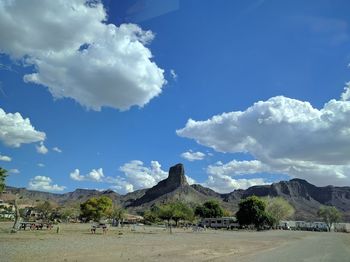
0, 222, 349, 262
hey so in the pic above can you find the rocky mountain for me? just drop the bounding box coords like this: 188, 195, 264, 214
3, 163, 350, 221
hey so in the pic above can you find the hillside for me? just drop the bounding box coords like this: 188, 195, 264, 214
3, 163, 350, 221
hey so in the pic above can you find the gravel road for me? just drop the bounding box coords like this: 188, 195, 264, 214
244, 232, 350, 262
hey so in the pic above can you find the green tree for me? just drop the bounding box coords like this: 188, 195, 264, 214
264, 197, 295, 227
172, 202, 194, 226
155, 202, 194, 233
0, 167, 8, 193
157, 203, 174, 233
143, 209, 159, 224
317, 206, 342, 232
80, 196, 113, 222
236, 196, 273, 230
111, 206, 126, 227
195, 200, 224, 218
36, 201, 54, 221
58, 206, 80, 222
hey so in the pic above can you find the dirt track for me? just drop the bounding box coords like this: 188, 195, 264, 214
0, 222, 349, 261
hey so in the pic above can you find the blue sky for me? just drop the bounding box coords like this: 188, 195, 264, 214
1, 0, 350, 193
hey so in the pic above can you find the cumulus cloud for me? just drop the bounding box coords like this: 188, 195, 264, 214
177, 92, 350, 187
0, 0, 166, 111
0, 154, 11, 162
28, 176, 65, 192
207, 160, 271, 176
36, 142, 48, 154
52, 147, 62, 153
86, 168, 104, 181
180, 150, 206, 161
203, 173, 268, 193
116, 160, 168, 193
70, 168, 104, 182
185, 175, 196, 185
0, 108, 45, 147
70, 169, 85, 181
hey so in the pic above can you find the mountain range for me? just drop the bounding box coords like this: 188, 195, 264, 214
3, 163, 350, 221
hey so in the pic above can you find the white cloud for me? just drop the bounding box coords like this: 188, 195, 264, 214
180, 150, 206, 161
28, 175, 65, 192
0, 154, 11, 162
36, 141, 48, 154
71, 161, 167, 193
0, 0, 165, 111
177, 91, 350, 187
70, 169, 85, 181
185, 175, 196, 185
9, 168, 20, 174
207, 160, 271, 176
86, 168, 104, 181
52, 147, 62, 153
69, 168, 104, 182
117, 160, 168, 193
0, 108, 45, 147
341, 82, 350, 101
37, 163, 45, 167
170, 69, 178, 80
203, 173, 268, 193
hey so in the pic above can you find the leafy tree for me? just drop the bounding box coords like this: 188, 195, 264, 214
157, 203, 175, 233
172, 202, 194, 226
155, 202, 194, 233
264, 197, 295, 227
195, 200, 224, 218
318, 206, 342, 232
143, 209, 159, 224
80, 196, 113, 222
36, 201, 54, 221
111, 206, 126, 227
0, 167, 8, 193
58, 206, 80, 222
236, 196, 273, 230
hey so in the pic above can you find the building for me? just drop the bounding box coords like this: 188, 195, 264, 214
199, 217, 239, 229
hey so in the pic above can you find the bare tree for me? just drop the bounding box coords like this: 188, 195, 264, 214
318, 206, 342, 232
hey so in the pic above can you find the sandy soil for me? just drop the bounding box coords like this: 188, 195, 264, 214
0, 222, 349, 262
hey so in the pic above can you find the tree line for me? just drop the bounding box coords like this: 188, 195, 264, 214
0, 167, 343, 232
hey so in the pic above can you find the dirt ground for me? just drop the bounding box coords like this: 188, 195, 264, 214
0, 222, 349, 262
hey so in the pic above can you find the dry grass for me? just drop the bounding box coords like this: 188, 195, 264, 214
0, 222, 339, 262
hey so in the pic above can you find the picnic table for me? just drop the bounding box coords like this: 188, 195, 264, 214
19, 222, 53, 230
91, 223, 108, 234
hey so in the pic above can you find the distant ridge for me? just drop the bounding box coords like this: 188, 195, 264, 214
4, 164, 350, 221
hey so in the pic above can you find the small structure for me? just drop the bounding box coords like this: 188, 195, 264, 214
334, 223, 350, 233
123, 214, 144, 224
280, 220, 328, 231
199, 217, 239, 229
0, 200, 15, 220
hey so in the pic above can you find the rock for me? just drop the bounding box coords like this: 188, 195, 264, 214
167, 163, 188, 187
127, 163, 189, 207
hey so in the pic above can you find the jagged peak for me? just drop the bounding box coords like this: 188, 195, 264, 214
168, 163, 188, 187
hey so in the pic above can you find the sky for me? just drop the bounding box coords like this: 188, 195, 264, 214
1, 0, 350, 194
